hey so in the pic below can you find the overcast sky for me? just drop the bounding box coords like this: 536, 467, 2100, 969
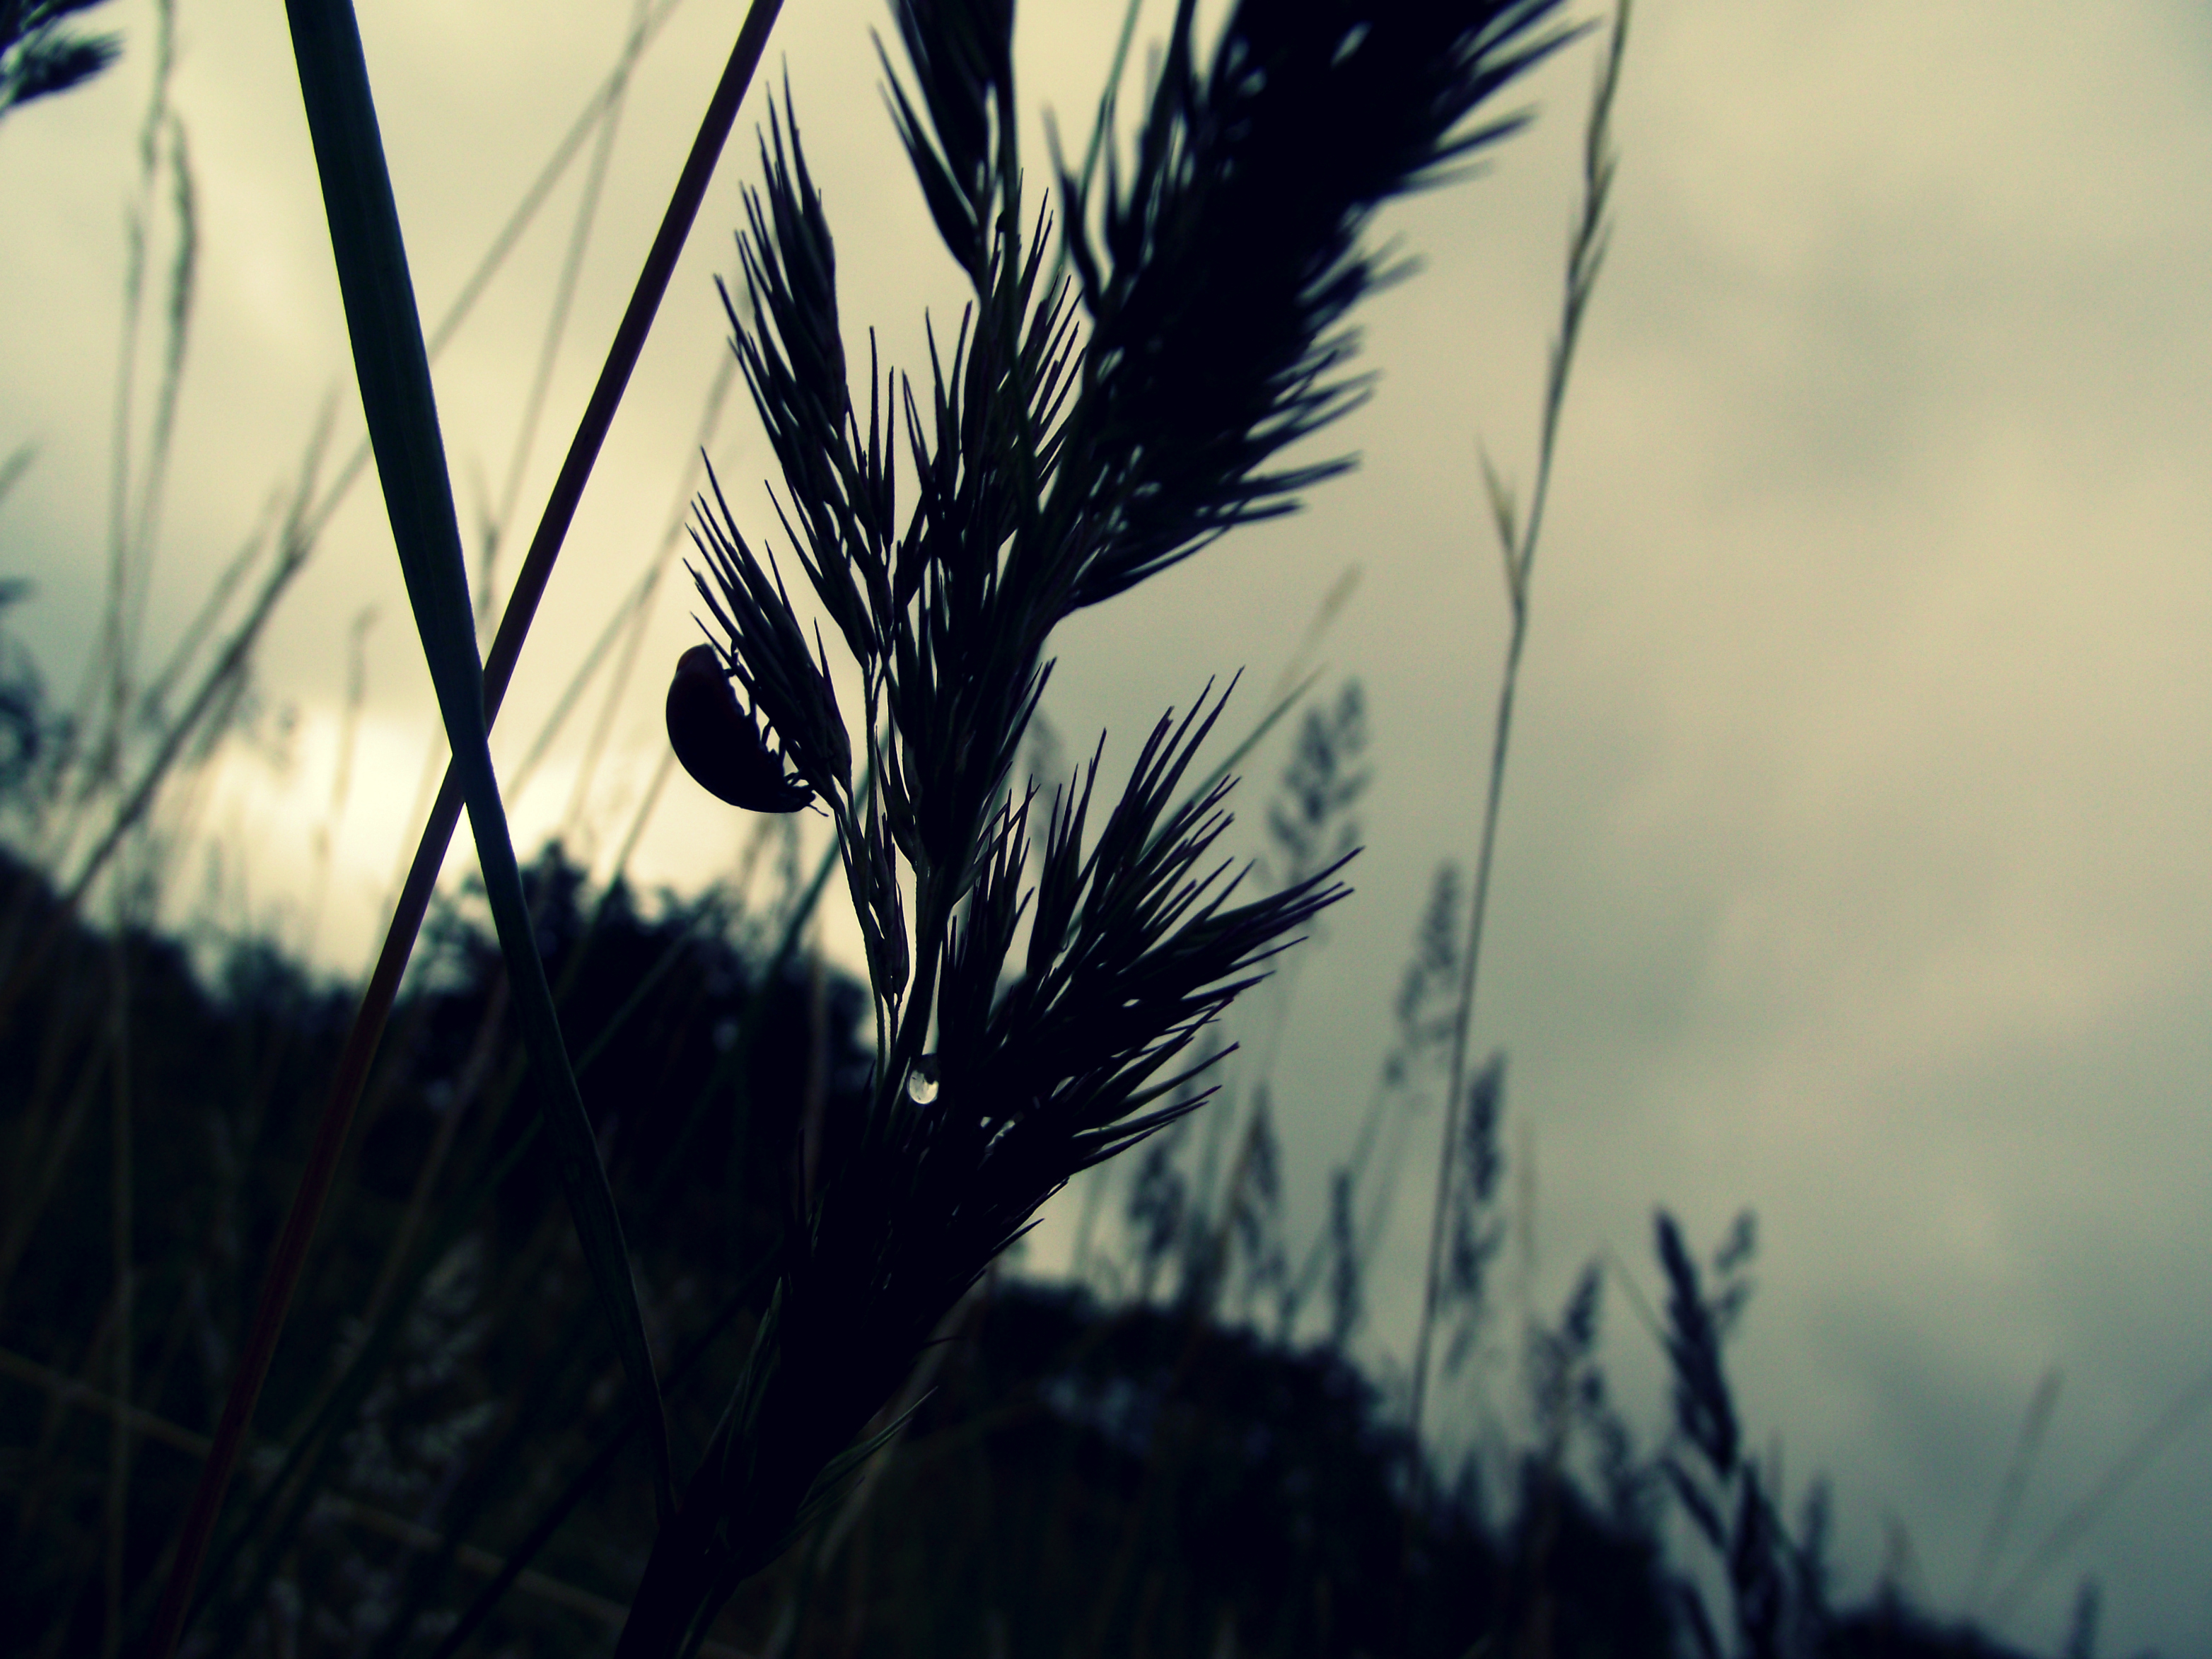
4, 0, 2210, 1651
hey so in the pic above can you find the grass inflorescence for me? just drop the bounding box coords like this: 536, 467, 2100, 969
621, 0, 1580, 1643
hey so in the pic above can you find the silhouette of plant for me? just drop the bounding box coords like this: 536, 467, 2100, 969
1655, 1208, 1836, 1659
10, 0, 2149, 1652
0, 0, 120, 120
620, 0, 1578, 1646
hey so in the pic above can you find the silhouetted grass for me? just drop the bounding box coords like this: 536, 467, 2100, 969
0, 0, 2160, 1655
0, 0, 122, 121
0, 821, 2110, 1658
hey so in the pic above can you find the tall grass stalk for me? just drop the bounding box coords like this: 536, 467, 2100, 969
141, 3, 787, 1651
1409, 0, 1628, 1465
605, 0, 1575, 1646
471, 0, 651, 643
1986, 1357, 2212, 1629
88, 0, 182, 796
1966, 1367, 2063, 1617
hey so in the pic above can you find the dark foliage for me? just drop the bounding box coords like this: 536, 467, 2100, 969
716, 1278, 1677, 1659
0, 841, 866, 1655
0, 843, 2100, 1657
1822, 1603, 2043, 1659
1658, 1207, 1845, 1659
0, 0, 121, 119
0, 579, 53, 796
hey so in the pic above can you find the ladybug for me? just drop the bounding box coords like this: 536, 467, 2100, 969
665, 644, 815, 813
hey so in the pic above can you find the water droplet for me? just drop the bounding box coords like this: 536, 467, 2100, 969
905, 1056, 939, 1105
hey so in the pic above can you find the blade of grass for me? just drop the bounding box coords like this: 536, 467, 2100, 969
142, 2, 787, 1648
151, 0, 668, 1636
288, 0, 674, 1515
285, 0, 791, 1504
120, 109, 198, 730
347, 0, 784, 1044
475, 0, 646, 641
1965, 1367, 2062, 1617
81, 0, 177, 791
1408, 0, 1627, 1467
513, 349, 738, 812
132, 0, 679, 748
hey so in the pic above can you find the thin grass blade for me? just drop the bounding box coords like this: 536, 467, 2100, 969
276, 0, 669, 1512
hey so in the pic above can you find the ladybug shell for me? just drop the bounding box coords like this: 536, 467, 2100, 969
666, 645, 815, 813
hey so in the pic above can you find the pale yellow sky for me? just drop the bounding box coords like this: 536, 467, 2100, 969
3, 0, 2209, 1648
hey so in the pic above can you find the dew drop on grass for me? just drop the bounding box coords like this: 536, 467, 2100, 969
906, 1056, 939, 1105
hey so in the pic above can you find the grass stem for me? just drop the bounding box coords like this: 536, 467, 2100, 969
1407, 0, 1626, 1500
139, 4, 786, 1652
